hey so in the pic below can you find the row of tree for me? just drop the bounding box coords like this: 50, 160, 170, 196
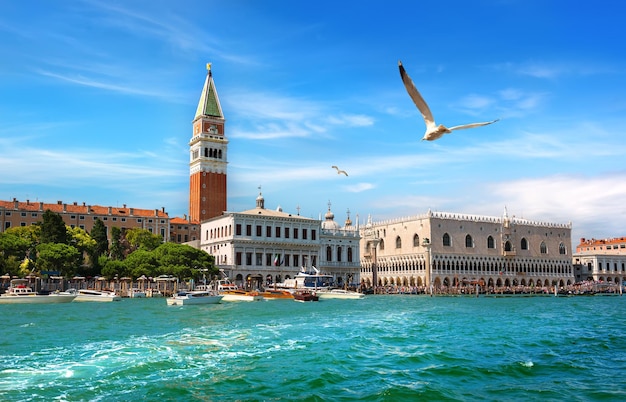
0, 210, 217, 281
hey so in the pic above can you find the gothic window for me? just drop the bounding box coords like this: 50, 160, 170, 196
505, 241, 512, 252
540, 241, 547, 254
379, 239, 385, 250
326, 246, 332, 261
465, 234, 473, 248
413, 234, 420, 247
443, 233, 451, 247
559, 242, 566, 255
521, 238, 528, 250
487, 235, 495, 249
395, 236, 402, 249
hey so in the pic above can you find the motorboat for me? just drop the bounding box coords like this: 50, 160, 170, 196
166, 290, 223, 306
316, 289, 365, 300
258, 289, 294, 300
220, 289, 264, 302
145, 288, 163, 298
128, 288, 146, 298
270, 266, 334, 291
293, 289, 319, 302
73, 289, 121, 302
0, 279, 77, 304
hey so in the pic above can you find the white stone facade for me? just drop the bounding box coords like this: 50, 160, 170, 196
360, 209, 574, 291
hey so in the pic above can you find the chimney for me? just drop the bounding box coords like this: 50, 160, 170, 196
108, 206, 112, 215
154, 209, 158, 216
63, 203, 67, 212
14, 199, 18, 209
39, 202, 44, 211
130, 208, 134, 216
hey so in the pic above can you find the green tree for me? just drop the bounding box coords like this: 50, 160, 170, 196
0, 231, 30, 260
36, 242, 81, 277
101, 259, 126, 279
123, 249, 159, 278
90, 218, 109, 259
109, 227, 125, 260
153, 243, 216, 280
125, 228, 162, 252
40, 209, 68, 244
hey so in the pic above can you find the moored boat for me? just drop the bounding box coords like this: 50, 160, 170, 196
128, 288, 146, 298
293, 289, 319, 302
220, 289, 264, 302
166, 290, 224, 306
74, 289, 121, 302
0, 279, 77, 304
258, 289, 294, 300
316, 289, 364, 300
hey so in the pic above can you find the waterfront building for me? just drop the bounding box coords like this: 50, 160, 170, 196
189, 63, 227, 223
318, 202, 361, 287
169, 215, 199, 244
197, 191, 360, 289
0, 198, 170, 240
573, 237, 626, 284
359, 208, 574, 292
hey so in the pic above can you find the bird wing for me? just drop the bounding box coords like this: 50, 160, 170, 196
331, 165, 338, 169
399, 61, 436, 130
448, 119, 499, 131
340, 170, 348, 176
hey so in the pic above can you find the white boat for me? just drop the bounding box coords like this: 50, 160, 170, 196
271, 267, 334, 291
316, 289, 365, 300
128, 288, 146, 298
166, 290, 223, 306
0, 279, 77, 304
74, 289, 121, 302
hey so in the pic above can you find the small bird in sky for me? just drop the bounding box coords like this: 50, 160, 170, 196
398, 60, 499, 141
331, 166, 348, 176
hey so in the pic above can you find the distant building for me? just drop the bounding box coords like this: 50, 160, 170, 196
573, 237, 626, 283
360, 208, 574, 291
169, 215, 199, 244
0, 198, 170, 240
197, 191, 360, 289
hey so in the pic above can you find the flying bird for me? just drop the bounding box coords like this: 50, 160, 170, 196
398, 60, 499, 141
331, 166, 348, 176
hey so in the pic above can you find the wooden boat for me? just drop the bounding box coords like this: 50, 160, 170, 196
293, 289, 319, 302
220, 289, 264, 302
258, 289, 294, 300
316, 289, 364, 300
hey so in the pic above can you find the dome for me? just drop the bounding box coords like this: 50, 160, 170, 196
321, 202, 340, 230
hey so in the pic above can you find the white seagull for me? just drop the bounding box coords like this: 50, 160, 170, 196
331, 166, 348, 176
398, 60, 499, 141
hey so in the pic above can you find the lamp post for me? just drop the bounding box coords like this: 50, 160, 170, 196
422, 237, 432, 295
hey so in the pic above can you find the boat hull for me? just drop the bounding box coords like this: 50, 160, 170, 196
0, 294, 77, 304
316, 290, 365, 300
166, 293, 223, 306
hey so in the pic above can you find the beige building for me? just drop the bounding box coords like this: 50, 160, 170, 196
197, 192, 360, 289
360, 208, 574, 292
573, 237, 626, 284
0, 198, 170, 240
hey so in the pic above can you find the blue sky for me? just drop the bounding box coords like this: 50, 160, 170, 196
1, 0, 625, 244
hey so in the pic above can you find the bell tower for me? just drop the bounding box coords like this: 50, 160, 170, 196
189, 63, 227, 222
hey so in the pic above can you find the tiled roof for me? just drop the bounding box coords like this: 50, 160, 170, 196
170, 216, 199, 224
194, 68, 223, 119
0, 199, 169, 218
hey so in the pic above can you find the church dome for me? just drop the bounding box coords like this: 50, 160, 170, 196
321, 202, 340, 230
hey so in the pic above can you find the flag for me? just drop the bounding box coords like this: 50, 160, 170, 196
280, 254, 284, 266
273, 254, 279, 266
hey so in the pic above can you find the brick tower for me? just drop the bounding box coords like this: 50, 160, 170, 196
189, 63, 227, 222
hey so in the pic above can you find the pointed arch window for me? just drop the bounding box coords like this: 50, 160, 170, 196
443, 233, 451, 247
379, 240, 385, 250
413, 234, 420, 247
465, 234, 473, 248
395, 236, 402, 249
504, 241, 512, 252
540, 241, 547, 254
487, 235, 495, 249
559, 242, 567, 255
521, 238, 528, 250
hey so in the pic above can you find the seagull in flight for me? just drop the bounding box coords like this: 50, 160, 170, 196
331, 166, 348, 176
398, 60, 499, 141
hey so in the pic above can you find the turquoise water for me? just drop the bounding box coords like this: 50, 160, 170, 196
1, 295, 625, 401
